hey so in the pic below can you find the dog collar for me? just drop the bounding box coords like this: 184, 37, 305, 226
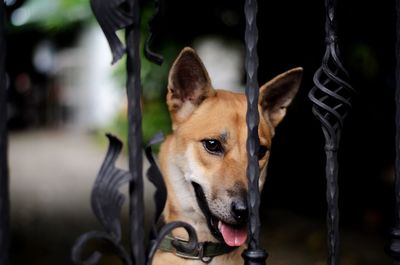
158, 235, 237, 263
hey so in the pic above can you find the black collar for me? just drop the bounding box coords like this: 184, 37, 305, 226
158, 234, 237, 263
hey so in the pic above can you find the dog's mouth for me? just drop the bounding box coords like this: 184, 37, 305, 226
191, 182, 248, 247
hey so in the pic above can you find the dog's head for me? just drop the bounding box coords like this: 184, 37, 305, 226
165, 47, 302, 246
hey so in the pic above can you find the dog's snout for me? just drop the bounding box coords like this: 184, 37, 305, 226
231, 199, 248, 224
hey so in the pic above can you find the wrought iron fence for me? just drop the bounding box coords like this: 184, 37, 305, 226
0, 0, 399, 265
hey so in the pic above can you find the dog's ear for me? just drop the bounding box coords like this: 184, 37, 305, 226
259, 67, 303, 129
167, 47, 215, 128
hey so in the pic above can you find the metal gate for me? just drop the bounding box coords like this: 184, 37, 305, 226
0, 0, 399, 264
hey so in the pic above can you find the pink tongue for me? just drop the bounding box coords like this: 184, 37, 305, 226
219, 221, 248, 247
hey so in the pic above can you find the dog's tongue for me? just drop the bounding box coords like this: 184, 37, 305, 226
218, 221, 247, 247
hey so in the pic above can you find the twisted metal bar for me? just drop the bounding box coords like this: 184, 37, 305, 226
242, 0, 268, 264
72, 135, 132, 265
308, 0, 354, 264
125, 0, 145, 264
387, 1, 400, 264
0, 2, 9, 264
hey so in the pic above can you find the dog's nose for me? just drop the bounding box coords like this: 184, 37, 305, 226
231, 199, 248, 224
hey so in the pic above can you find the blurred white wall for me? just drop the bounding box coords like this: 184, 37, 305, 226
194, 36, 244, 92
56, 25, 122, 130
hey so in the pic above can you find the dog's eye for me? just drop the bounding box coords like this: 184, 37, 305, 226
258, 145, 268, 160
202, 139, 224, 155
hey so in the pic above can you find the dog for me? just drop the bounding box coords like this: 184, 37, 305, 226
153, 47, 302, 265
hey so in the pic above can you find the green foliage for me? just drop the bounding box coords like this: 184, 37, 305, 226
142, 100, 171, 143
10, 0, 92, 31
112, 6, 181, 101
106, 16, 180, 148
110, 41, 179, 147
110, 7, 181, 148
105, 99, 171, 153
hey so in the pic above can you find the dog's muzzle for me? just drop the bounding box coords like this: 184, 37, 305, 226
231, 198, 248, 224
191, 182, 249, 247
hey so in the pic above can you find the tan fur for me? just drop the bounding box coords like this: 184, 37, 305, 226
153, 47, 302, 265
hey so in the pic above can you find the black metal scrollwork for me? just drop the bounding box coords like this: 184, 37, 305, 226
72, 134, 133, 265
90, 0, 134, 64
87, 0, 147, 263
146, 221, 199, 265
308, 0, 354, 265
75, 0, 200, 264
71, 131, 200, 265
308, 0, 354, 147
144, 132, 167, 240
144, 0, 164, 65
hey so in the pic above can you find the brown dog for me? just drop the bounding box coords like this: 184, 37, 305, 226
153, 47, 302, 265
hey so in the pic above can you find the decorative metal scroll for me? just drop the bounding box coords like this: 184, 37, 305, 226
75, 0, 140, 263
146, 221, 199, 265
72, 134, 133, 265
86, 0, 149, 262
73, 1, 200, 265
242, 0, 268, 265
90, 0, 134, 64
71, 131, 200, 265
90, 0, 163, 65
308, 0, 354, 264
144, 0, 164, 65
386, 0, 400, 264
144, 132, 167, 241
0, 1, 9, 265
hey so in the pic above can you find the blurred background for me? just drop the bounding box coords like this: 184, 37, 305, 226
2, 0, 397, 264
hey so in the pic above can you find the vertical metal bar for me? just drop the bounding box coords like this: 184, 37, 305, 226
308, 0, 354, 263
395, 0, 400, 230
387, 0, 400, 264
322, 2, 341, 264
322, 0, 341, 262
0, 2, 9, 265
394, 0, 400, 263
242, 0, 268, 264
325, 141, 340, 265
126, 0, 145, 264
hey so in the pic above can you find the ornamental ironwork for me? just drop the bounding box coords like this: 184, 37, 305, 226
0, 0, 400, 265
